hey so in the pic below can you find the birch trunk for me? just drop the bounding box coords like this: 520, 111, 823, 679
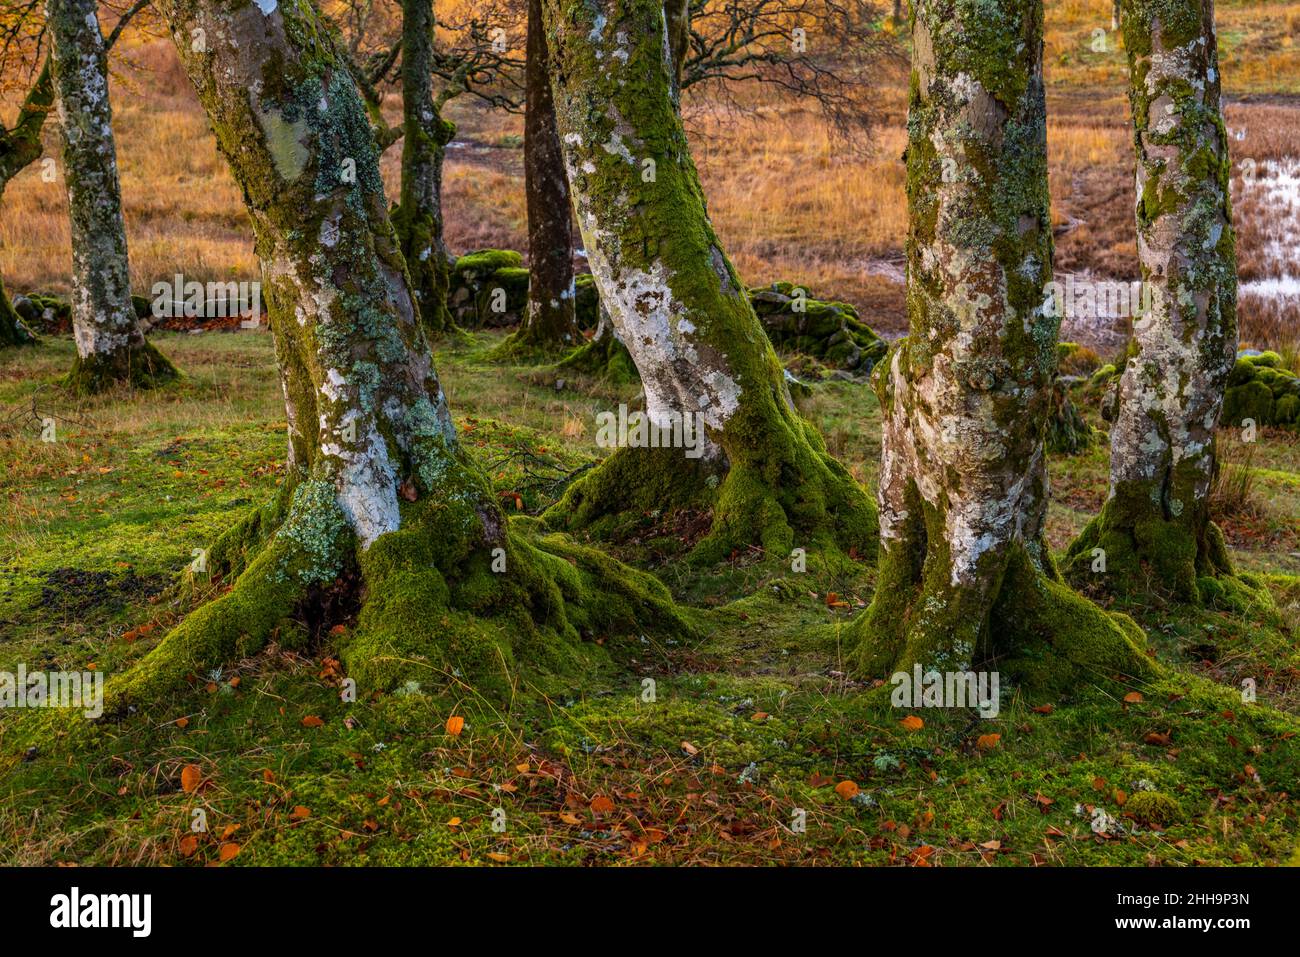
850, 0, 1153, 691
1066, 0, 1247, 606
47, 0, 176, 391
103, 0, 687, 713
540, 0, 876, 564
390, 0, 456, 336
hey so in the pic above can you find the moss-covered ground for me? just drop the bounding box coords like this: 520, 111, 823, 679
1, 330, 1298, 866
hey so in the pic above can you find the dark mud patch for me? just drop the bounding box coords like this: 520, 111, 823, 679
33, 567, 168, 618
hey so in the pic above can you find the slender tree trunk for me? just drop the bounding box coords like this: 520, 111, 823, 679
540, 0, 876, 564
46, 0, 176, 392
1066, 0, 1245, 605
391, 0, 456, 337
849, 0, 1153, 692
102, 0, 687, 713
497, 0, 580, 358
0, 60, 54, 347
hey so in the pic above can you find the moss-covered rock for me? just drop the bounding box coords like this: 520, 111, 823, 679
1221, 352, 1300, 429
447, 250, 530, 328
746, 281, 888, 378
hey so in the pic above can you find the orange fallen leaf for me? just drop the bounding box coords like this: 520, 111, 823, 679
301, 715, 324, 728
446, 715, 465, 737
590, 795, 615, 815
834, 780, 860, 800
1123, 691, 1144, 704
290, 806, 311, 821
1031, 704, 1054, 714
900, 715, 924, 731
218, 842, 240, 862
180, 764, 202, 794
175, 717, 189, 729
262, 769, 276, 784
976, 733, 1001, 750
559, 812, 582, 825
179, 835, 199, 858
447, 817, 462, 827
486, 852, 510, 863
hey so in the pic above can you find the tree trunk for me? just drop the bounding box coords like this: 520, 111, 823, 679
0, 59, 54, 347
849, 0, 1153, 693
46, 0, 176, 392
540, 0, 876, 564
1066, 0, 1247, 607
390, 0, 456, 337
496, 0, 580, 358
663, 0, 690, 94
102, 0, 689, 714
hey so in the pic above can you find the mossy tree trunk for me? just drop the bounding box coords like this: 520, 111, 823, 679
497, 0, 581, 358
47, 0, 177, 392
0, 59, 55, 348
1066, 0, 1240, 603
101, 0, 689, 714
849, 0, 1154, 692
539, 0, 876, 564
390, 0, 456, 337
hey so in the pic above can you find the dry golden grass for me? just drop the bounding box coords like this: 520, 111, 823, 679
2, 8, 1297, 345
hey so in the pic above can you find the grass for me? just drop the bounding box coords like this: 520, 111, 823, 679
1, 330, 1298, 866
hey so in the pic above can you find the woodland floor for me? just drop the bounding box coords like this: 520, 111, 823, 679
1, 331, 1298, 866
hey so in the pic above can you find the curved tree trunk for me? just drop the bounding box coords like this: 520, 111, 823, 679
849, 0, 1153, 693
47, 0, 176, 392
540, 0, 876, 564
0, 60, 55, 348
496, 0, 580, 359
102, 0, 688, 714
390, 0, 456, 337
1066, 0, 1246, 606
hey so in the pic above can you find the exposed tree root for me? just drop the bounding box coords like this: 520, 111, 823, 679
852, 537, 1159, 697
1064, 493, 1275, 614
544, 413, 877, 565
21, 462, 699, 753
63, 339, 180, 395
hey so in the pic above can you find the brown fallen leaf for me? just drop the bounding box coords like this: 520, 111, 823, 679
590, 795, 615, 815
180, 764, 203, 794
301, 715, 324, 728
179, 835, 199, 858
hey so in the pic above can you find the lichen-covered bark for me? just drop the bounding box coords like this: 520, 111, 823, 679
390, 0, 456, 337
540, 0, 876, 563
96, 0, 690, 715
849, 0, 1153, 691
1066, 0, 1240, 603
496, 0, 581, 359
47, 0, 177, 391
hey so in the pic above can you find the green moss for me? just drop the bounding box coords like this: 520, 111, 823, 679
1124, 790, 1184, 828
